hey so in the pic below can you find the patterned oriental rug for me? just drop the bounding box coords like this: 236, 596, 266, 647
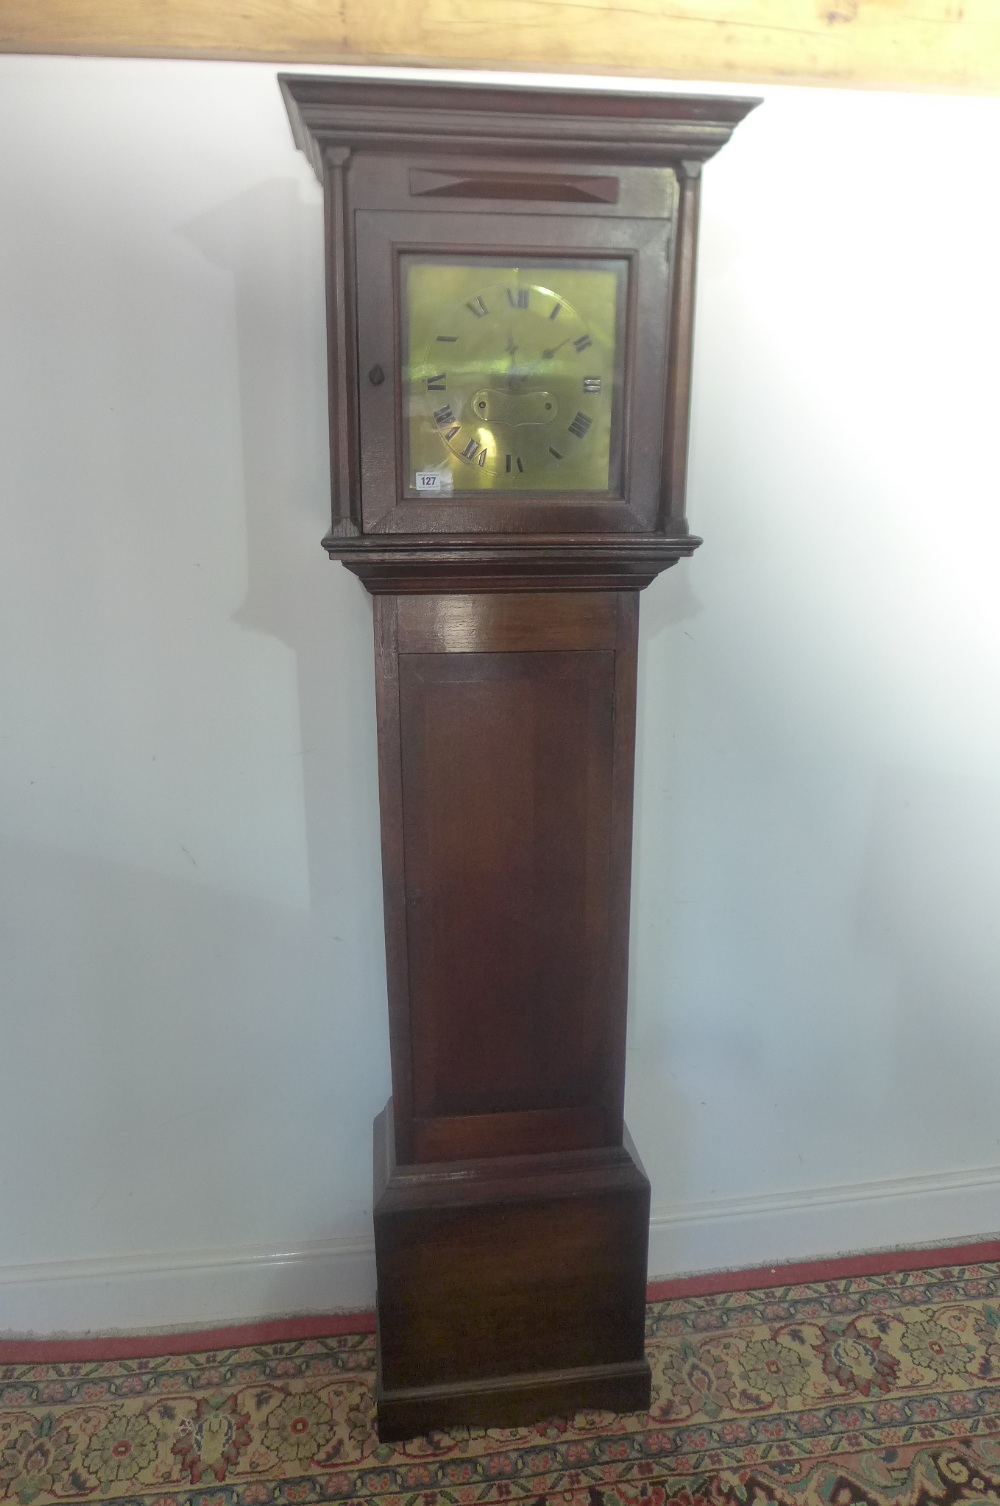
4, 1246, 1000, 1506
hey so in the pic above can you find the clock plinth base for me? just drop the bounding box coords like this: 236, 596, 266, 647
375, 1351, 652, 1443
372, 1103, 652, 1440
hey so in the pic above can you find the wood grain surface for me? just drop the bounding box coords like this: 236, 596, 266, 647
386, 589, 637, 1165
2, 0, 998, 93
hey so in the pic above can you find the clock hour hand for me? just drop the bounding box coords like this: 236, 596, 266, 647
505, 329, 521, 391
519, 334, 573, 382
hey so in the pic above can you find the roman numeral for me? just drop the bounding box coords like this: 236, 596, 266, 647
465, 296, 488, 318
549, 447, 563, 460
433, 404, 456, 428
549, 303, 562, 320
427, 373, 446, 391
568, 411, 592, 439
507, 287, 529, 309
573, 334, 593, 353
444, 426, 460, 441
583, 376, 602, 394
517, 456, 524, 472
461, 437, 481, 460
478, 447, 487, 467
436, 335, 458, 342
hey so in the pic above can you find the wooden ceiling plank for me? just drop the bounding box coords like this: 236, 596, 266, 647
0, 0, 998, 92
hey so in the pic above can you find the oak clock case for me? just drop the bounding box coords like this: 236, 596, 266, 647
280, 77, 758, 1440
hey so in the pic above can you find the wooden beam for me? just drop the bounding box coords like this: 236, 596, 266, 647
1, 0, 999, 94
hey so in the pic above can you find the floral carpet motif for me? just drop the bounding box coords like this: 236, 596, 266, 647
4, 1259, 1000, 1506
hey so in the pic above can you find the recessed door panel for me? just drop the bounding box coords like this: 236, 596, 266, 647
399, 649, 615, 1140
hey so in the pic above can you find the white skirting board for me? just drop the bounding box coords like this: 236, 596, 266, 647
645, 1163, 1000, 1281
0, 1237, 377, 1339
3, 1164, 1000, 1337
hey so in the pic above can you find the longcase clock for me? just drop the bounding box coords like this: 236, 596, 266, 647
280, 76, 758, 1441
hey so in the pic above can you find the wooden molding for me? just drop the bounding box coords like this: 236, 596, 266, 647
2, 0, 999, 94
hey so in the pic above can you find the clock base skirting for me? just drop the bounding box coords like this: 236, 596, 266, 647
371, 1102, 652, 1439
374, 1352, 653, 1442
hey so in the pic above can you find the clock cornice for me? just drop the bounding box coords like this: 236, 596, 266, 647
280, 75, 759, 180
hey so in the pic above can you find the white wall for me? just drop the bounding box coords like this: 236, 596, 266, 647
2, 56, 999, 1334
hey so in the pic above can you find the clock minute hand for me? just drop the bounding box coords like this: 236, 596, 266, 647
519, 335, 572, 382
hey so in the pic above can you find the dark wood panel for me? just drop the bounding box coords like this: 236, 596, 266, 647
603, 591, 640, 1142
661, 163, 699, 531
377, 1194, 647, 1381
408, 169, 621, 205
348, 154, 675, 221
322, 149, 361, 539
413, 1105, 604, 1162
373, 1111, 651, 1405
397, 591, 617, 653
399, 649, 615, 1131
372, 598, 417, 1162
377, 590, 641, 1165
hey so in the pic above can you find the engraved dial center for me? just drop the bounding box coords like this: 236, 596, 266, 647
472, 387, 557, 427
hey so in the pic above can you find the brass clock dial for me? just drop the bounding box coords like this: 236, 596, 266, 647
403, 257, 627, 496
